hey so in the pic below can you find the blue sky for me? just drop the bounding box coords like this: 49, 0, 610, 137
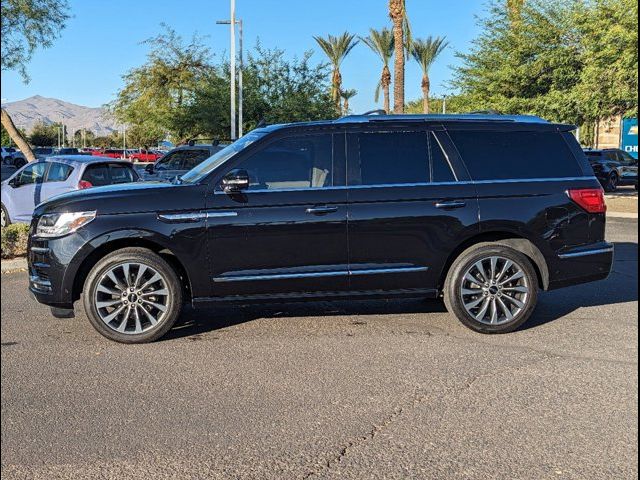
1, 0, 486, 113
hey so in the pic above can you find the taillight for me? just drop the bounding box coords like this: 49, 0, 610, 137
78, 180, 93, 190
568, 188, 607, 213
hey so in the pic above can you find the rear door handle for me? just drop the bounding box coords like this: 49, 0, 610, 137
435, 200, 467, 209
306, 206, 339, 215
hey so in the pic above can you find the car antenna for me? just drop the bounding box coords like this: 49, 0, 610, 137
256, 118, 268, 129
362, 109, 387, 116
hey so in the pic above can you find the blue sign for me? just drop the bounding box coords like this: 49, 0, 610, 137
621, 118, 638, 159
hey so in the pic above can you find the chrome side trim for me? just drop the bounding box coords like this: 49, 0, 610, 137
206, 211, 239, 219
30, 247, 50, 254
214, 270, 348, 283
350, 266, 429, 276
213, 266, 429, 283
558, 247, 614, 259
158, 212, 207, 223
212, 177, 595, 194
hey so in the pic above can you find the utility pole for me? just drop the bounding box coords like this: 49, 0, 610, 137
217, 0, 243, 140
443, 95, 448, 114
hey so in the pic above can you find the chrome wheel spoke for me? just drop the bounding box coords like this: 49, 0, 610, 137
95, 262, 169, 335
461, 255, 529, 326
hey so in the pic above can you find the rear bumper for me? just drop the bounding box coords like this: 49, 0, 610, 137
548, 242, 614, 290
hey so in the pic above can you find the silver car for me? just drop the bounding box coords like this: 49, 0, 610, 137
1, 155, 139, 227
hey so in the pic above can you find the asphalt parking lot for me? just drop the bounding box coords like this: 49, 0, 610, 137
1, 218, 637, 480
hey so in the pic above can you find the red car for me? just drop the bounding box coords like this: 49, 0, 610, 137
92, 149, 126, 159
128, 149, 164, 163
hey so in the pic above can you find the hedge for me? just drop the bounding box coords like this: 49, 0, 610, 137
1, 223, 30, 259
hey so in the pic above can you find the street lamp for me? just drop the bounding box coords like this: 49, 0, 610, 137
217, 0, 244, 140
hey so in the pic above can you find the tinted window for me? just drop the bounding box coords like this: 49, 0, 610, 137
355, 131, 428, 185
109, 164, 136, 184
46, 162, 74, 182
585, 152, 603, 159
430, 133, 456, 182
156, 150, 209, 171
234, 135, 333, 190
82, 164, 110, 186
17, 162, 47, 186
449, 130, 582, 180
33, 148, 53, 155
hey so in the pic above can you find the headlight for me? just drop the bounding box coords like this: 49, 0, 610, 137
36, 211, 96, 238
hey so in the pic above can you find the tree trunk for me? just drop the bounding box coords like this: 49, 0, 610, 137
343, 98, 349, 115
382, 64, 392, 114
392, 16, 405, 114
1, 108, 35, 162
422, 74, 431, 114
333, 69, 343, 112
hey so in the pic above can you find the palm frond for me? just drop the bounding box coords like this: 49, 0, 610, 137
313, 32, 360, 67
411, 36, 449, 74
361, 28, 395, 66
341, 89, 358, 100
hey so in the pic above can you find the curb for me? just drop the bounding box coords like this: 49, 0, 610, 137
607, 212, 638, 219
1, 258, 28, 275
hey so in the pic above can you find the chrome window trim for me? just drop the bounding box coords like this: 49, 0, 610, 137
158, 213, 207, 223
558, 246, 614, 259
206, 211, 239, 219
213, 266, 429, 283
211, 176, 595, 194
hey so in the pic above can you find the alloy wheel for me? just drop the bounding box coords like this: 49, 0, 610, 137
460, 256, 530, 325
94, 262, 170, 334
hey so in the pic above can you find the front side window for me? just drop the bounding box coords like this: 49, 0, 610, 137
155, 150, 210, 171
46, 162, 74, 182
354, 131, 429, 186
231, 134, 334, 191
16, 162, 47, 186
448, 130, 582, 181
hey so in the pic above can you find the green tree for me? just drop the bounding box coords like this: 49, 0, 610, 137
28, 121, 63, 146
361, 28, 395, 113
341, 89, 358, 115
1, 0, 70, 161
1, 124, 25, 146
110, 25, 215, 144
313, 33, 359, 110
411, 36, 449, 114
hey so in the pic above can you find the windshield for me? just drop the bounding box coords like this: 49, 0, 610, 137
179, 132, 266, 184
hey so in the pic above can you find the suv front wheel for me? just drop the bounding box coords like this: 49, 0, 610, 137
444, 244, 539, 334
83, 248, 183, 343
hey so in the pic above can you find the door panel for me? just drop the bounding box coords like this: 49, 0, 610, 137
204, 132, 348, 298
346, 129, 479, 294
12, 162, 48, 222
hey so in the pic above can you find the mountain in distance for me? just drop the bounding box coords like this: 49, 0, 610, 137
2, 95, 121, 137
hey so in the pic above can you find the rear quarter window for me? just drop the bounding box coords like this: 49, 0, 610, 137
448, 130, 582, 181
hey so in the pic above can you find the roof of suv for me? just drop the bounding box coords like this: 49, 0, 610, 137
255, 113, 574, 133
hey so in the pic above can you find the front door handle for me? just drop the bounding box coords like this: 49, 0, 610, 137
306, 206, 339, 215
435, 200, 467, 209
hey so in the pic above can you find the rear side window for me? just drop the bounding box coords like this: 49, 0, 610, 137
109, 164, 136, 184
429, 133, 456, 182
448, 130, 582, 180
355, 131, 428, 185
46, 162, 74, 182
82, 164, 110, 186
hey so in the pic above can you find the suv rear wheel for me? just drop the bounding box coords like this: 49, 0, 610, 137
83, 248, 182, 343
604, 172, 619, 192
444, 244, 539, 334
1, 204, 9, 228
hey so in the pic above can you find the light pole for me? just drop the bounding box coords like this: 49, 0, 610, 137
442, 95, 448, 114
217, 0, 244, 140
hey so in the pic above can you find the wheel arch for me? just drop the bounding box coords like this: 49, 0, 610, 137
438, 232, 549, 292
70, 235, 193, 303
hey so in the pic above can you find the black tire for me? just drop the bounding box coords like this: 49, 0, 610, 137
443, 243, 539, 334
604, 172, 619, 192
82, 247, 183, 343
1, 203, 10, 228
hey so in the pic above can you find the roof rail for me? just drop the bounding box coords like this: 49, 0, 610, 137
334, 113, 549, 124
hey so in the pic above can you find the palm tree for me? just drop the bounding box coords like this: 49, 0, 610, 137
361, 28, 395, 114
389, 0, 411, 114
411, 36, 449, 114
341, 89, 357, 115
313, 33, 360, 111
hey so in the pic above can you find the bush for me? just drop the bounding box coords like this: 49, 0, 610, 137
1, 223, 30, 259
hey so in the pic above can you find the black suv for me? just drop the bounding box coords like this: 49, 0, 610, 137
139, 143, 223, 182
584, 148, 638, 191
28, 114, 613, 343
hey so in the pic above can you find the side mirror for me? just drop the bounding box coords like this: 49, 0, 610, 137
145, 163, 155, 174
8, 177, 19, 188
222, 169, 250, 193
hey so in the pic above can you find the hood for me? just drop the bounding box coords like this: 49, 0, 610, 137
34, 181, 207, 217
